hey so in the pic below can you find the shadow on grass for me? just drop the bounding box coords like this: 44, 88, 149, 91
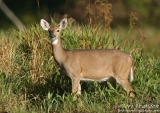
25, 71, 71, 102
25, 71, 117, 104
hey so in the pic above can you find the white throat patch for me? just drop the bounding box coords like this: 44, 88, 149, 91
52, 39, 59, 45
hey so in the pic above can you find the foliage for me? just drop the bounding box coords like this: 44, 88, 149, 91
1, 0, 160, 29
0, 20, 160, 113
86, 0, 113, 32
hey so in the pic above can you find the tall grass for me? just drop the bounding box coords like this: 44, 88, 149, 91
0, 20, 160, 113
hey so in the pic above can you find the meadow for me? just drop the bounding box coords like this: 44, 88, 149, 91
0, 19, 160, 113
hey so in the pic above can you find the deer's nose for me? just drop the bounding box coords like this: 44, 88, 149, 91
48, 30, 55, 38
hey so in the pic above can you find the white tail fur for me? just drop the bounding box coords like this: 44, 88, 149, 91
40, 18, 135, 98
130, 66, 134, 82
129, 54, 134, 82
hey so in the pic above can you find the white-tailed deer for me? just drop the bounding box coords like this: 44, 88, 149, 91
40, 18, 135, 98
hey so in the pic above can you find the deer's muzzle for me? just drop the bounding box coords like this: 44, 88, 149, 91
48, 30, 55, 38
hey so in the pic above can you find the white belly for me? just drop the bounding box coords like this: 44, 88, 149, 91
81, 77, 110, 82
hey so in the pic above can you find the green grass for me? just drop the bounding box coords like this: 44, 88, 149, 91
0, 21, 160, 113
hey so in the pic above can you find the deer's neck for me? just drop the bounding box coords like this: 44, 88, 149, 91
52, 40, 66, 66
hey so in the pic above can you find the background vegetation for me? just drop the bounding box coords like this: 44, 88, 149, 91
1, 0, 160, 56
0, 0, 160, 113
1, 0, 160, 28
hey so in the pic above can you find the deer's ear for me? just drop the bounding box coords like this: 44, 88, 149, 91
40, 19, 50, 31
59, 18, 67, 30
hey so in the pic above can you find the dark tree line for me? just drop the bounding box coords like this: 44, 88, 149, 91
0, 0, 160, 29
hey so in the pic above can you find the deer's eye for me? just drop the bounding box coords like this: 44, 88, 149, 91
57, 30, 60, 32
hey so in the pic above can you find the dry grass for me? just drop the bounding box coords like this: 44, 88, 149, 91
86, 0, 113, 32
0, 32, 17, 75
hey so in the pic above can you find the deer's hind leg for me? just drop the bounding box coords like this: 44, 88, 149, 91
115, 77, 135, 98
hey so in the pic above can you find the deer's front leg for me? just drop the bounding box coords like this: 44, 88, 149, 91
71, 77, 81, 95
